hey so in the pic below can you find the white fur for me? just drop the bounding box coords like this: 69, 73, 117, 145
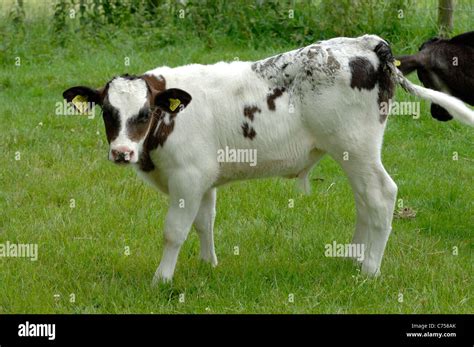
108, 77, 149, 162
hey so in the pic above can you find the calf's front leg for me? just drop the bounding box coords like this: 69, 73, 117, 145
152, 175, 207, 285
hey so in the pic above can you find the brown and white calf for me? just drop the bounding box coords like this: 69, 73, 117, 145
397, 31, 474, 121
63, 35, 474, 284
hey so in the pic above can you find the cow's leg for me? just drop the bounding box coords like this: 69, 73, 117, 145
333, 152, 397, 276
297, 149, 326, 194
193, 188, 218, 266
152, 175, 207, 285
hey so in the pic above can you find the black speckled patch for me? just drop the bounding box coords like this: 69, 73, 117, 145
241, 122, 256, 140
243, 105, 261, 121
349, 57, 377, 91
267, 87, 285, 111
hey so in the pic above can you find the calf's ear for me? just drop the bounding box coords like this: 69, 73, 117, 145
63, 86, 103, 114
154, 88, 192, 114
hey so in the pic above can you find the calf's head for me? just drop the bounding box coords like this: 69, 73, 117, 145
63, 74, 191, 164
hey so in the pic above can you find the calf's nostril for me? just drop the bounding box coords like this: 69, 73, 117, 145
111, 149, 134, 163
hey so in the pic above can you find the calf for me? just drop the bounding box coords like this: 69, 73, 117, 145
63, 35, 474, 284
397, 31, 474, 121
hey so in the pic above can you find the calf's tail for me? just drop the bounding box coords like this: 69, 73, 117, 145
395, 70, 474, 126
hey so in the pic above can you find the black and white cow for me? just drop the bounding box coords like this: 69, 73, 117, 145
397, 31, 474, 121
63, 35, 474, 284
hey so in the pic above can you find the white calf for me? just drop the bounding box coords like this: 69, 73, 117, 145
63, 34, 474, 284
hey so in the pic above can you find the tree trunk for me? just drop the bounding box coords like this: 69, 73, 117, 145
438, 0, 454, 38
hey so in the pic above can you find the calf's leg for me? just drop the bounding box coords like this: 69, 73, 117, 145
350, 161, 396, 275
332, 151, 397, 276
152, 174, 208, 285
193, 188, 218, 266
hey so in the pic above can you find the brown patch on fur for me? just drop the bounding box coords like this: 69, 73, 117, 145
136, 75, 175, 172
377, 70, 395, 123
138, 109, 161, 172
101, 103, 120, 144
154, 114, 176, 147
241, 122, 256, 140
349, 57, 377, 91
138, 110, 178, 172
350, 48, 396, 124
266, 87, 285, 111
374, 42, 396, 123
243, 106, 261, 121
126, 108, 152, 142
142, 74, 166, 99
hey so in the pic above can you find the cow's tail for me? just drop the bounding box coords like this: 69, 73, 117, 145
395, 69, 474, 126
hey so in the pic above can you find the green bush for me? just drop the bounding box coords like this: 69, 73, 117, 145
0, 0, 472, 66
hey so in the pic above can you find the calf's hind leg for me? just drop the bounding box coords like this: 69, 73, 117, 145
193, 188, 218, 266
333, 152, 397, 276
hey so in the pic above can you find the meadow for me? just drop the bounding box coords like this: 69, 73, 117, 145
0, 0, 472, 313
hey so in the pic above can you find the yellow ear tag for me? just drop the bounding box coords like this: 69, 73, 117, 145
72, 95, 89, 114
394, 59, 401, 67
169, 98, 181, 112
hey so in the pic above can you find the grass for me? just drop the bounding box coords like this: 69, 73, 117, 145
0, 0, 472, 314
